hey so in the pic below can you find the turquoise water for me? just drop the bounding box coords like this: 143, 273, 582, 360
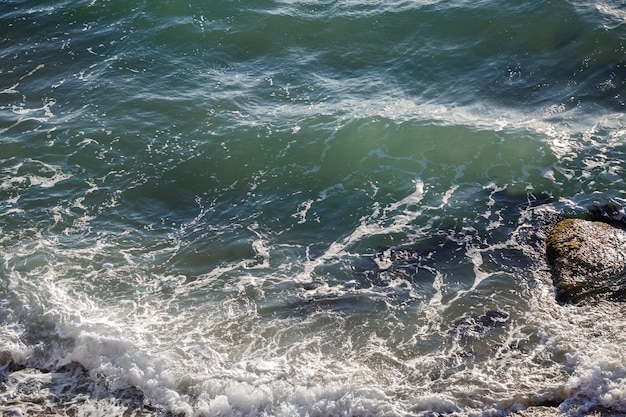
2, 1, 626, 416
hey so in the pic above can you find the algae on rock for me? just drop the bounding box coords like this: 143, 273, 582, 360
546, 218, 626, 303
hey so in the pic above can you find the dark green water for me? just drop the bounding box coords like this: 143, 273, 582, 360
2, 1, 626, 416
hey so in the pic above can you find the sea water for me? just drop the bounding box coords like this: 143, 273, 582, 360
1, 0, 626, 416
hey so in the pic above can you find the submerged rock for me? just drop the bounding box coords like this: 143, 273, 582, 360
546, 218, 626, 303
454, 310, 509, 337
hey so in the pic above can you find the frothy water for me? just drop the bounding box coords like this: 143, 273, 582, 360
2, 0, 626, 416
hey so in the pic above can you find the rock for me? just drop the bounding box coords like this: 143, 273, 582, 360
546, 218, 626, 303
588, 201, 626, 223
511, 406, 560, 417
511, 406, 612, 417
0, 350, 25, 374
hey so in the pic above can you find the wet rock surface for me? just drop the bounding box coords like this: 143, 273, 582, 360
546, 218, 626, 303
511, 405, 560, 417
0, 363, 154, 417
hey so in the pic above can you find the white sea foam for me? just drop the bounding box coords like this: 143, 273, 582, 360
3, 4, 626, 415
291, 198, 314, 224
0, 159, 71, 192
2, 183, 626, 417
0, 83, 19, 95
593, 0, 626, 28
